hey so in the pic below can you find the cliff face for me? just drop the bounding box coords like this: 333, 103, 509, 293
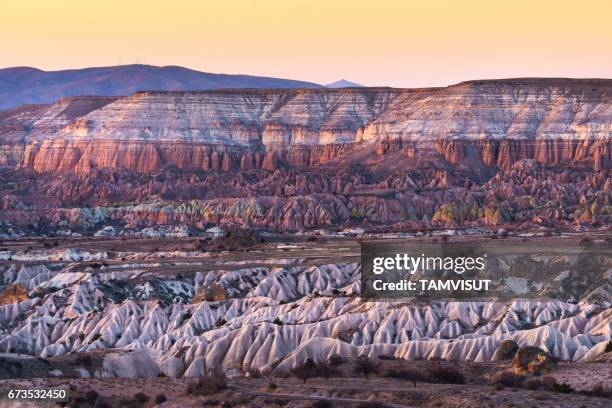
0, 79, 609, 174
0, 79, 610, 232
360, 79, 611, 142
54, 89, 401, 147
0, 96, 117, 142
19, 140, 356, 172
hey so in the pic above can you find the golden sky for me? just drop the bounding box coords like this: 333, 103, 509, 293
2, 0, 610, 87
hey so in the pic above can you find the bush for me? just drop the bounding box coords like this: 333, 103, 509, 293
155, 393, 167, 404
553, 382, 574, 394
186, 373, 227, 396
84, 390, 98, 404
76, 355, 93, 367
427, 364, 465, 384
605, 340, 612, 353
354, 356, 378, 379
492, 371, 525, 388
133, 392, 149, 404
311, 401, 334, 408
523, 376, 556, 391
386, 368, 425, 387
328, 354, 345, 367
273, 317, 283, 325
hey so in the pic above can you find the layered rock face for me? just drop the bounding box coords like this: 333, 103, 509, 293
19, 140, 355, 173
0, 79, 609, 233
0, 79, 609, 173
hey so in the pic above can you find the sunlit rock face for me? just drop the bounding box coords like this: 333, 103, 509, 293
51, 89, 400, 147
0, 79, 609, 233
359, 79, 611, 142
0, 79, 609, 173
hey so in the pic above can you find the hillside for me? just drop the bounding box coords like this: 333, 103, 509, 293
0, 64, 323, 109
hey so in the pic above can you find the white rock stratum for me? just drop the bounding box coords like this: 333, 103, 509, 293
0, 260, 609, 378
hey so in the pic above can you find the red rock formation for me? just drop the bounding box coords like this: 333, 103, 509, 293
261, 151, 279, 171
0, 79, 609, 176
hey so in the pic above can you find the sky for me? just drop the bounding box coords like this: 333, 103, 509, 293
1, 0, 610, 87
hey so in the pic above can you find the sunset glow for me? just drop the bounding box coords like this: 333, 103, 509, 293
2, 0, 610, 86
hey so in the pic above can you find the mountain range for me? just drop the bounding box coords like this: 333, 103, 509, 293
325, 79, 364, 88
0, 64, 323, 109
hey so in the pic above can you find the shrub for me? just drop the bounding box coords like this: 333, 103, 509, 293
427, 364, 466, 384
155, 393, 167, 404
186, 373, 227, 396
133, 392, 149, 404
328, 354, 345, 367
553, 382, 574, 394
273, 317, 283, 325
492, 371, 525, 388
215, 317, 227, 327
312, 400, 334, 408
522, 376, 555, 391
354, 356, 378, 379
605, 340, 612, 353
76, 355, 93, 367
84, 390, 98, 404
268, 381, 278, 390
386, 368, 425, 387
318, 361, 339, 380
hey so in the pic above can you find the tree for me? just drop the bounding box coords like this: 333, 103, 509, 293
328, 354, 345, 368
317, 354, 345, 380
292, 358, 318, 384
354, 356, 378, 379
386, 368, 424, 387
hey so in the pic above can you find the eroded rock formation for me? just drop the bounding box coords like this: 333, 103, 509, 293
0, 79, 609, 233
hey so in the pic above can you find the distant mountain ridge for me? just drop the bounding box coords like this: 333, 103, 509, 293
326, 79, 364, 88
0, 64, 323, 109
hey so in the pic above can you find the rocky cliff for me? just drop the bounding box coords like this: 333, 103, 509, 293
0, 79, 610, 232
0, 79, 609, 174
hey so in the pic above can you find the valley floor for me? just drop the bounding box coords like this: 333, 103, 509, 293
0, 362, 610, 408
